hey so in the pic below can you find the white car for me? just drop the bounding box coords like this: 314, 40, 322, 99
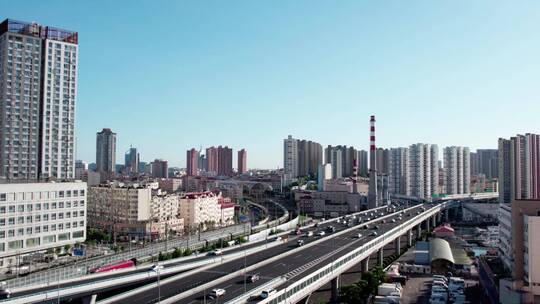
211, 249, 223, 256
318, 231, 326, 236
210, 288, 226, 297
356, 233, 363, 238
261, 288, 277, 299
151, 264, 164, 272
306, 231, 314, 237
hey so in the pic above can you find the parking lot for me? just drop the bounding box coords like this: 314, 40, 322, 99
401, 274, 482, 304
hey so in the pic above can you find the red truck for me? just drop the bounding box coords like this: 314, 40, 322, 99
90, 259, 136, 273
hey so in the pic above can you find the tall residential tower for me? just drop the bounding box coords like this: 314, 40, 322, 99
0, 19, 78, 180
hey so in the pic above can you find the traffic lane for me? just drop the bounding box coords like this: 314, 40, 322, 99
306, 232, 410, 303
114, 220, 368, 304
11, 236, 279, 297
112, 232, 330, 304
179, 232, 374, 303
176, 215, 408, 303
106, 207, 413, 303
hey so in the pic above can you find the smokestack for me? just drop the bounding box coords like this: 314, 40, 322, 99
368, 115, 379, 208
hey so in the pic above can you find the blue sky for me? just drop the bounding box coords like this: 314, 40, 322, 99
4, 1, 540, 168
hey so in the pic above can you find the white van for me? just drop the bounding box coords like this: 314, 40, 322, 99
261, 288, 277, 299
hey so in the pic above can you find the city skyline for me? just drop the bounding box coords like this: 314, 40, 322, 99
4, 2, 540, 169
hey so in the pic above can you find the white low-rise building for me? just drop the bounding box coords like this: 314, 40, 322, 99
0, 182, 87, 267
179, 191, 236, 231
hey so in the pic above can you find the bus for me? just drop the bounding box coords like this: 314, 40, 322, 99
90, 258, 137, 274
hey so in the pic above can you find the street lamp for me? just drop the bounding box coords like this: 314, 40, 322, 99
152, 264, 162, 303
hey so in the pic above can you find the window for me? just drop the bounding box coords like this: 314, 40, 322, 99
8, 240, 23, 250
0, 194, 6, 201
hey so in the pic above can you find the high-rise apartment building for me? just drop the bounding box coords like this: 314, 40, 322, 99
237, 149, 247, 174
357, 150, 368, 177
498, 134, 540, 204
376, 148, 390, 175
283, 135, 299, 180
470, 152, 479, 176
151, 159, 168, 179
325, 145, 359, 178
124, 146, 139, 175
443, 146, 470, 195
0, 19, 79, 180
186, 148, 199, 176
206, 146, 218, 175
95, 128, 116, 179
217, 146, 233, 176
409, 143, 439, 200
283, 136, 322, 182
477, 149, 498, 179
388, 147, 410, 196
298, 140, 322, 177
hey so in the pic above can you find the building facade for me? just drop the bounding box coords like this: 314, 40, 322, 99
0, 182, 86, 267
95, 128, 116, 179
0, 19, 79, 180
443, 146, 470, 195
388, 147, 410, 196
124, 146, 139, 175
283, 135, 298, 181
409, 143, 439, 200
237, 149, 247, 174
151, 159, 168, 179
498, 134, 540, 205
186, 148, 199, 176
88, 183, 183, 240
179, 191, 234, 231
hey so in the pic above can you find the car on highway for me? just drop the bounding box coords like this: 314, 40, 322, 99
356, 233, 363, 238
261, 288, 277, 299
151, 264, 164, 272
297, 239, 304, 246
391, 219, 396, 223
306, 231, 314, 237
248, 274, 260, 282
326, 226, 336, 233
318, 231, 326, 236
210, 288, 226, 297
211, 249, 223, 256
373, 225, 380, 230
370, 231, 378, 236
0, 282, 11, 299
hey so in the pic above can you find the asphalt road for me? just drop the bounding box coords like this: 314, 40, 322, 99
116, 204, 425, 304
8, 236, 278, 299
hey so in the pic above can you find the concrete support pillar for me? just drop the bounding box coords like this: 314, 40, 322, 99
82, 295, 97, 304
361, 257, 370, 273
394, 236, 401, 255
444, 209, 449, 222
331, 276, 340, 303
426, 218, 430, 231
417, 224, 422, 239
408, 229, 413, 247
432, 215, 437, 227
377, 248, 384, 267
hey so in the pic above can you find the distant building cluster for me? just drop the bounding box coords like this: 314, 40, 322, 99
87, 182, 236, 241
186, 146, 247, 177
